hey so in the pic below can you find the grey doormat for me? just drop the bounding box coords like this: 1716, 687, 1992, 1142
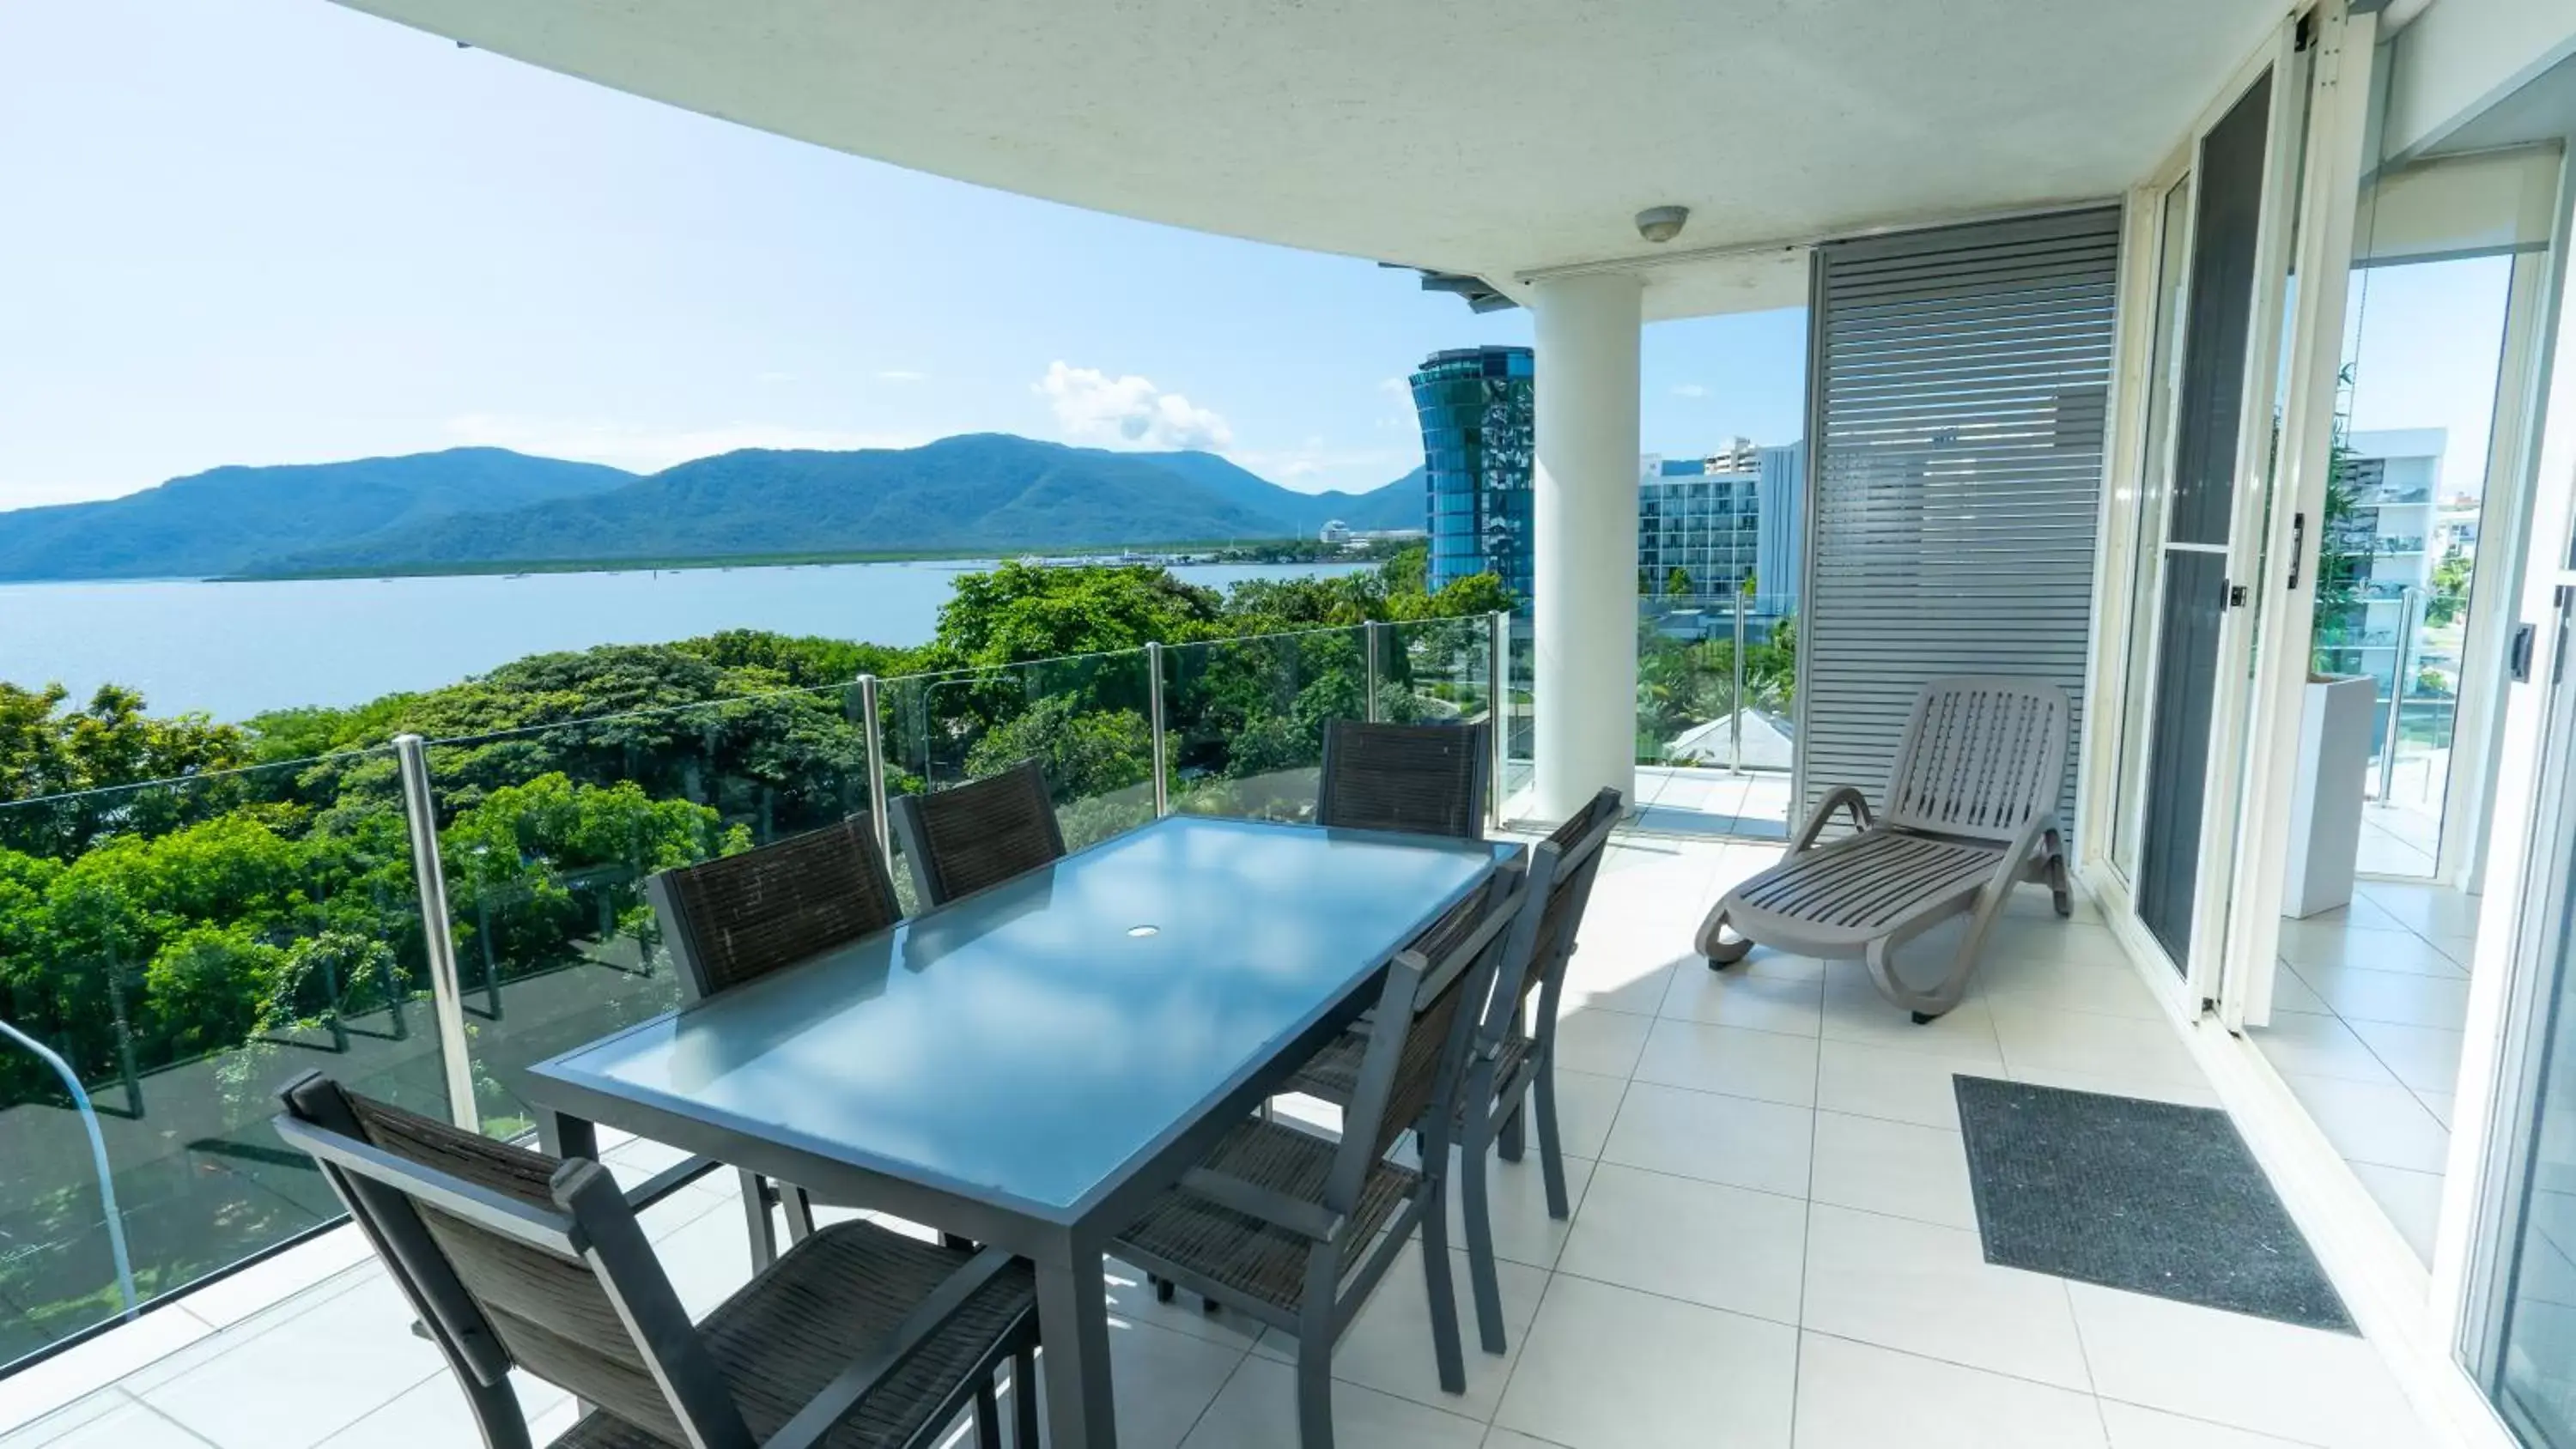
1953, 1076, 2354, 1332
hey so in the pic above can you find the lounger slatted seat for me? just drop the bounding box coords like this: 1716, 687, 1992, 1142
1696, 677, 2073, 1021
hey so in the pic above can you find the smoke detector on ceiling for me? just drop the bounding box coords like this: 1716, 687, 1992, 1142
1635, 206, 1690, 244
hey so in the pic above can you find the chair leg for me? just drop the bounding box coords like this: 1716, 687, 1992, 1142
2045, 828, 2073, 917
1296, 1337, 1337, 1449
1460, 1130, 1509, 1355
1496, 1097, 1527, 1163
735, 1168, 776, 1270
974, 1376, 1000, 1447
1012, 1347, 1040, 1447
1533, 1063, 1571, 1222
1419, 1181, 1468, 1394
1151, 1274, 1176, 1302
781, 1185, 816, 1246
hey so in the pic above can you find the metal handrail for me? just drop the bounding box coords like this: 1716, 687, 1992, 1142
394, 735, 480, 1133
0, 1017, 137, 1323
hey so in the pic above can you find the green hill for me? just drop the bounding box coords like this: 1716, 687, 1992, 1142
0, 449, 635, 581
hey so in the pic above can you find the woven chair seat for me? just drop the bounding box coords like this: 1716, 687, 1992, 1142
1290, 1029, 1537, 1115
554, 1221, 1036, 1449
1116, 1119, 1419, 1314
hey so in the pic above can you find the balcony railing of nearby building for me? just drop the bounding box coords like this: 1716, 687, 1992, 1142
0, 614, 1528, 1375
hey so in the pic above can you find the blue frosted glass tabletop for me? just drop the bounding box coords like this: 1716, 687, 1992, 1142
531, 815, 1511, 1222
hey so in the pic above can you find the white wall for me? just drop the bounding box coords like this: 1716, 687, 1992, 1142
2381, 0, 2576, 161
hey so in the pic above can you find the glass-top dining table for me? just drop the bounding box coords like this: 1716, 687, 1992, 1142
521, 813, 1516, 1449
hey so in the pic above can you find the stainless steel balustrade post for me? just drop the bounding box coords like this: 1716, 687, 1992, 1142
394, 733, 481, 1134
1364, 620, 1383, 723
2378, 586, 2421, 801
0, 1019, 137, 1321
1732, 591, 1748, 777
1147, 642, 1170, 816
1488, 609, 1510, 828
858, 674, 890, 860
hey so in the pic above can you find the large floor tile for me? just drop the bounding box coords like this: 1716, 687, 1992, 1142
1631, 1016, 1819, 1106
2269, 964, 2332, 1016
1983, 920, 2135, 971
1808, 1111, 1976, 1230
2277, 1074, 2451, 1175
2353, 883, 2482, 939
1990, 1004, 2204, 1089
1, 1395, 210, 1449
1493, 1275, 1796, 1449
2068, 1282, 2431, 1448
2276, 925, 2464, 979
1598, 1082, 1813, 1197
1264, 1243, 1546, 1422
2001, 1063, 2221, 1111
0, 1306, 216, 1433
1818, 967, 2005, 1061
1557, 1163, 1807, 1324
1442, 1146, 1596, 1271
2351, 1162, 2443, 1266
2347, 1020, 2465, 1096
1557, 955, 1674, 1019
134, 1275, 447, 1449
1801, 1204, 2090, 1391
1974, 953, 2166, 1021
2098, 1401, 2318, 1447
1814, 1040, 1989, 1130
1031, 1319, 1248, 1449
313, 1368, 568, 1448
1538, 1070, 1627, 1163
2248, 1011, 2403, 1087
178, 1230, 375, 1331
2293, 964, 2471, 1031
1181, 1355, 1485, 1449
1792, 1333, 2107, 1448
1546, 1006, 1654, 1078
1104, 1258, 1271, 1355
1658, 965, 1825, 1038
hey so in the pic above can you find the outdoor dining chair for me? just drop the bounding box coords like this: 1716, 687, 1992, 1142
1315, 719, 1491, 839
646, 816, 904, 1267
889, 759, 1067, 907
1281, 787, 1616, 1355
1115, 849, 1546, 1449
1696, 676, 2073, 1020
270, 1070, 1041, 1449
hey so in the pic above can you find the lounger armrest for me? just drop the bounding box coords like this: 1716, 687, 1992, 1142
1980, 814, 2060, 902
766, 1245, 1026, 1449
1790, 785, 1874, 854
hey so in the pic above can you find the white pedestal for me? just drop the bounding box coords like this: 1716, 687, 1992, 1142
2283, 674, 2378, 919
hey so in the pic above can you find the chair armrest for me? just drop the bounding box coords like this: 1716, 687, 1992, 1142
1179, 1165, 1342, 1243
765, 1245, 1026, 1449
1789, 785, 1874, 854
1981, 814, 2060, 900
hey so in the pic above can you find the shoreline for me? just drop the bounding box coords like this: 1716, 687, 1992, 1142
205, 537, 1404, 582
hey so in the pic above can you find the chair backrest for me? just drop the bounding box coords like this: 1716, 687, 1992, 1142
647, 816, 901, 1002
890, 759, 1069, 908
1490, 786, 1622, 1043
1333, 851, 1547, 1191
1315, 719, 1491, 840
272, 1073, 749, 1449
1880, 677, 2071, 844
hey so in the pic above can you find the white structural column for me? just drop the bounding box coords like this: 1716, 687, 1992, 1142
1530, 274, 1643, 821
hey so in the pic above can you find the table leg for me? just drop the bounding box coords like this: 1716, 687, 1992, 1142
537, 1109, 598, 1162
1035, 1252, 1118, 1449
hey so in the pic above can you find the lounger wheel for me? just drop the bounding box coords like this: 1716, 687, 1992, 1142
1698, 908, 1753, 967
1911, 1009, 1938, 1025
1153, 1275, 1175, 1303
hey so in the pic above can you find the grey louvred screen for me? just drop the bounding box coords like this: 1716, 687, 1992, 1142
1799, 207, 2121, 838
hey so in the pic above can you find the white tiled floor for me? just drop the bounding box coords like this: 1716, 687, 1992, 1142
1, 834, 2441, 1449
2254, 876, 2480, 1265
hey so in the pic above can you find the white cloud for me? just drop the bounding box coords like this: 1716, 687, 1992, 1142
874, 369, 928, 384
1036, 361, 1234, 452
1231, 444, 1419, 491
1671, 383, 1710, 398
444, 414, 928, 473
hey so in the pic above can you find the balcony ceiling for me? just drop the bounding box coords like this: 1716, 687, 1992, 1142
331, 0, 2278, 318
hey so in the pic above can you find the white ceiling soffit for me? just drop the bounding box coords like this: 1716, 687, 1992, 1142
331, 0, 2281, 320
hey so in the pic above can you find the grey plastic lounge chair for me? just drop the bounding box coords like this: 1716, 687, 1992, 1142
647, 817, 904, 1267
271, 1072, 1039, 1449
1696, 677, 2072, 1021
889, 759, 1067, 907
1317, 718, 1491, 840
1116, 854, 1543, 1449
1285, 787, 1618, 1356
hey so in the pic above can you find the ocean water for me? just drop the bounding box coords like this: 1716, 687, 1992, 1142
0, 559, 1368, 722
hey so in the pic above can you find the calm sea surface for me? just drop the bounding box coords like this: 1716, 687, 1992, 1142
0, 560, 1369, 723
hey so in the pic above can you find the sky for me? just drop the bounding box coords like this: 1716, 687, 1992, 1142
0, 0, 1807, 509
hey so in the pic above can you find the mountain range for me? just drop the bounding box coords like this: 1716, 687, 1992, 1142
0, 435, 1426, 581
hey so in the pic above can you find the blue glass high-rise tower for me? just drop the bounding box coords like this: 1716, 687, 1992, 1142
1411, 345, 1535, 607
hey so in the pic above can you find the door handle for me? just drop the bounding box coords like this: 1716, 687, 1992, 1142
2285, 512, 2305, 591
